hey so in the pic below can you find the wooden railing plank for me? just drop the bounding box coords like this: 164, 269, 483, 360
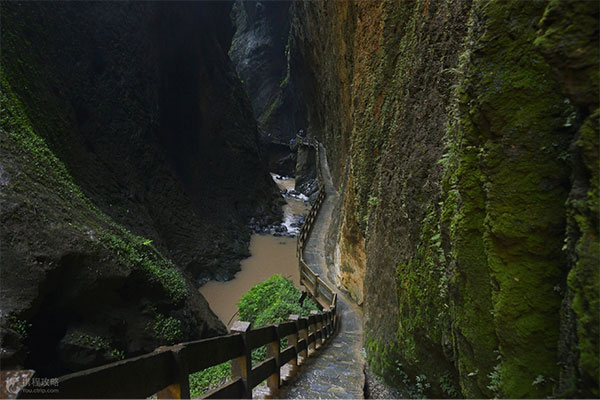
182, 334, 244, 373
277, 321, 297, 337
230, 322, 252, 398
297, 318, 308, 330
27, 349, 174, 399
249, 358, 277, 388
297, 338, 307, 353
279, 346, 296, 365
202, 378, 245, 399
246, 326, 277, 350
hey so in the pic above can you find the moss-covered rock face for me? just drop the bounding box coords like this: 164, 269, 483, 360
0, 1, 280, 376
288, 0, 598, 397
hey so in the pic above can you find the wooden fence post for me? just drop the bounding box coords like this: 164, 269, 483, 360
286, 316, 299, 372
324, 309, 332, 339
310, 310, 323, 348
290, 315, 307, 362
265, 327, 280, 395
230, 321, 252, 399
314, 274, 320, 303
308, 315, 317, 354
157, 345, 190, 399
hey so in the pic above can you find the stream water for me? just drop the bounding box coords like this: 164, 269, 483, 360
199, 174, 309, 327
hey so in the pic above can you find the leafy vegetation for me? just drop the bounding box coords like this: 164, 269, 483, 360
188, 274, 317, 396
111, 349, 125, 360
68, 333, 110, 350
1, 76, 187, 305
8, 316, 31, 338
189, 361, 231, 398
238, 274, 318, 328
151, 314, 183, 345
101, 232, 186, 303
439, 372, 459, 398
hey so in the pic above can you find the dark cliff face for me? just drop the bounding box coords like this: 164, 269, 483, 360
1, 1, 280, 376
229, 0, 305, 142
288, 0, 598, 398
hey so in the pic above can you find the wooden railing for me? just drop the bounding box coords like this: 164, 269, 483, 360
13, 310, 336, 399
295, 137, 335, 311
8, 136, 338, 400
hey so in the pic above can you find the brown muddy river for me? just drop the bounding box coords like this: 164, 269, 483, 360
199, 175, 309, 328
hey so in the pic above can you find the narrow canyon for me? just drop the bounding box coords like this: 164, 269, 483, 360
0, 1, 597, 399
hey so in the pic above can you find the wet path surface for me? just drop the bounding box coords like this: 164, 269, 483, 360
281, 143, 365, 399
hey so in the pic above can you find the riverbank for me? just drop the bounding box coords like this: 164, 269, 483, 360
200, 174, 309, 327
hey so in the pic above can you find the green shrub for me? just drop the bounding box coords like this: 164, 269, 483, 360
237, 274, 318, 328
189, 274, 317, 396
151, 314, 182, 345
189, 361, 231, 398
68, 333, 110, 350
8, 316, 31, 338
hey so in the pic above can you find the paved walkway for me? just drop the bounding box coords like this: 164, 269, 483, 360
281, 143, 365, 399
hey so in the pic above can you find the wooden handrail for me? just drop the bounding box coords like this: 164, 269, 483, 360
295, 137, 335, 311
8, 136, 338, 400
15, 308, 337, 399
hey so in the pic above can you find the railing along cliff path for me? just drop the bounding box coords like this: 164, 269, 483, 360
4, 137, 336, 399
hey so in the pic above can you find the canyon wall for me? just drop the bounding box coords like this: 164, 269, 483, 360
289, 0, 598, 397
1, 1, 279, 376
229, 1, 294, 140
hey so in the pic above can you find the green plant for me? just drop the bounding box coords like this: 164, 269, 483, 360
414, 374, 431, 398
393, 361, 429, 399
368, 195, 379, 207
111, 349, 125, 360
69, 333, 110, 350
439, 372, 459, 397
189, 361, 231, 397
151, 314, 182, 345
8, 316, 31, 338
532, 374, 546, 386
237, 274, 317, 328
487, 363, 502, 396
102, 232, 186, 303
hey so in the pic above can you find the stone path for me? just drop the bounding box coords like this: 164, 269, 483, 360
280, 143, 365, 399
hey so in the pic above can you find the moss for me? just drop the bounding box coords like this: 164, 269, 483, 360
1, 74, 186, 304
534, 0, 599, 106
567, 108, 599, 395
1, 6, 189, 302
258, 95, 282, 128
444, 137, 498, 398
151, 314, 183, 345
451, 0, 575, 396
68, 333, 111, 350
390, 204, 459, 396
366, 336, 403, 385
8, 316, 31, 339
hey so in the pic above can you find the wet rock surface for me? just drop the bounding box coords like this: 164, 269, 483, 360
364, 367, 403, 399
229, 1, 299, 140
